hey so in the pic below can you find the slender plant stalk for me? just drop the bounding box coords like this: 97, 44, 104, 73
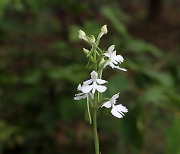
76, 25, 128, 154
93, 106, 99, 154
93, 45, 100, 154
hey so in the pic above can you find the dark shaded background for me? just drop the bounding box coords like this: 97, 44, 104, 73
0, 0, 179, 154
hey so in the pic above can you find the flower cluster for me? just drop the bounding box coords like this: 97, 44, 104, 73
74, 25, 128, 120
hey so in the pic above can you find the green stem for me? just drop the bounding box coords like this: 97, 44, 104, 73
98, 68, 103, 102
92, 44, 100, 154
93, 45, 97, 71
99, 69, 103, 79
96, 33, 102, 46
93, 95, 99, 154
87, 96, 92, 124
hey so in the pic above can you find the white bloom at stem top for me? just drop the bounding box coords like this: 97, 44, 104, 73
104, 45, 127, 71
101, 93, 128, 118
81, 70, 107, 94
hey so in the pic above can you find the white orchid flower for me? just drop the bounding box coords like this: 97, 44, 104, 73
101, 93, 128, 118
74, 84, 93, 100
74, 84, 88, 100
81, 70, 107, 94
104, 45, 127, 71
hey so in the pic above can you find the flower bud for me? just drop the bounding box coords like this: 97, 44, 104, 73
101, 25, 108, 34
99, 58, 107, 69
83, 48, 89, 55
78, 30, 86, 39
89, 35, 96, 44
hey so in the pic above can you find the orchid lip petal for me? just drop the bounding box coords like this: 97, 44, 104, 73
111, 107, 123, 118
92, 82, 97, 94
96, 85, 107, 93
96, 79, 107, 84
115, 55, 124, 63
115, 104, 128, 113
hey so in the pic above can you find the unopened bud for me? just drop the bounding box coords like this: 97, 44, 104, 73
83, 48, 89, 55
99, 58, 107, 69
89, 35, 96, 44
78, 30, 86, 39
101, 25, 108, 34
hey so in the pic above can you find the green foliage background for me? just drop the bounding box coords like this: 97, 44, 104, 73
0, 0, 179, 154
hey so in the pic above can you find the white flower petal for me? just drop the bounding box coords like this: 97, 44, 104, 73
115, 55, 124, 63
108, 45, 115, 53
115, 66, 127, 71
111, 93, 120, 103
104, 53, 110, 58
77, 84, 82, 91
74, 93, 87, 100
81, 84, 93, 93
75, 93, 83, 97
96, 85, 107, 93
96, 79, 107, 84
92, 82, 97, 94
84, 79, 93, 85
111, 57, 118, 65
101, 101, 112, 108
91, 71, 98, 79
112, 51, 117, 57
109, 61, 116, 68
115, 104, 128, 113
74, 96, 81, 100
111, 107, 123, 118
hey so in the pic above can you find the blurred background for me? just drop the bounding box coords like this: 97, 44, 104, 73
0, 0, 179, 154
